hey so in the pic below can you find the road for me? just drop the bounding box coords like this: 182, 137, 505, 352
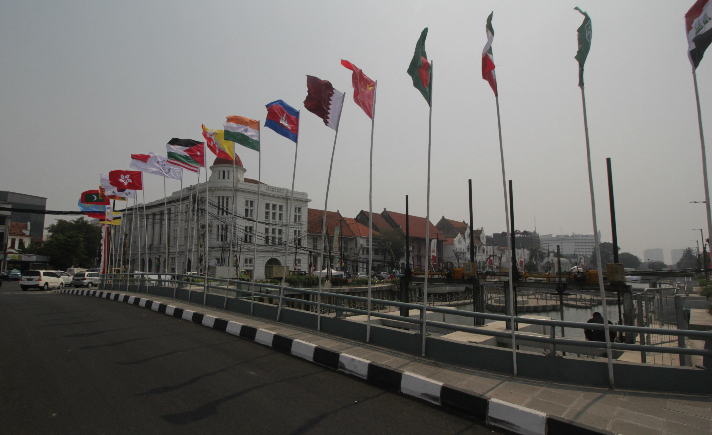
0, 281, 506, 435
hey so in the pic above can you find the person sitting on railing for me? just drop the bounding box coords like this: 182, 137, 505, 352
584, 312, 616, 342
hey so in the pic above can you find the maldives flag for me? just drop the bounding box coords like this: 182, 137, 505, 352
407, 28, 432, 106
686, 0, 712, 69
109, 170, 143, 190
482, 13, 497, 96
81, 189, 109, 205
304, 75, 344, 131
202, 125, 234, 160
341, 60, 375, 118
265, 100, 299, 142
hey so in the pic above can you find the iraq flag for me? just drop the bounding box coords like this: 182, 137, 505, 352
686, 0, 712, 69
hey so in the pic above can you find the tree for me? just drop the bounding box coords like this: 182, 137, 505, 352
677, 247, 698, 270
587, 242, 617, 269
42, 218, 102, 269
374, 227, 405, 270
618, 252, 641, 269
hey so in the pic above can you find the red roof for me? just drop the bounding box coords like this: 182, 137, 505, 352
358, 211, 392, 233
447, 219, 468, 233
9, 222, 28, 236
344, 217, 378, 238
212, 155, 244, 168
384, 210, 441, 240
443, 237, 455, 245
243, 178, 264, 185
307, 209, 355, 237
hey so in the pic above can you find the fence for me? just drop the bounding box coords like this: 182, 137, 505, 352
100, 272, 712, 390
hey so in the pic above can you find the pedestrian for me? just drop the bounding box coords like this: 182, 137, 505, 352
584, 311, 616, 342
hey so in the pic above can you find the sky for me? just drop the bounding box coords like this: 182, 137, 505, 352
1, 0, 711, 264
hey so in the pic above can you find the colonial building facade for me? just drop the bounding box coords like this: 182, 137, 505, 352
119, 157, 309, 280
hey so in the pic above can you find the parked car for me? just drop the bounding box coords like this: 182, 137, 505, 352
53, 271, 73, 286
66, 267, 88, 276
0, 272, 8, 281
20, 270, 64, 291
9, 269, 22, 280
71, 271, 101, 288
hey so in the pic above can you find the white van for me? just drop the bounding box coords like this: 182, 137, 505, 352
21, 270, 64, 291
66, 268, 87, 276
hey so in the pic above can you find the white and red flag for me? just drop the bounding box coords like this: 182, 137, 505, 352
304, 75, 345, 131
686, 0, 712, 69
482, 12, 497, 96
108, 170, 143, 191
130, 153, 183, 180
430, 239, 437, 265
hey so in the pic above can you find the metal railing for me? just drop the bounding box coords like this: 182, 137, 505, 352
98, 272, 712, 386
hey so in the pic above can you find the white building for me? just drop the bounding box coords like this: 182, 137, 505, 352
118, 156, 309, 280
671, 249, 686, 265
644, 248, 664, 264
538, 233, 599, 259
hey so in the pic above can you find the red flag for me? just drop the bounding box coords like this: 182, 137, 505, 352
83, 212, 104, 219
108, 170, 143, 190
81, 190, 109, 205
341, 60, 375, 118
202, 125, 233, 160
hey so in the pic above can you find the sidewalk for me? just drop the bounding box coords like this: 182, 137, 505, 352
62, 288, 711, 435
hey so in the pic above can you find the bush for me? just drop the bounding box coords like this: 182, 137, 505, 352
283, 275, 324, 288
698, 278, 711, 287
331, 277, 348, 287
700, 285, 712, 300
352, 278, 370, 286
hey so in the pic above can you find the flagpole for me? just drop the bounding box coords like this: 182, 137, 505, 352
580, 85, 615, 388
277, 111, 300, 322
192, 171, 200, 272
127, 196, 137, 292
142, 184, 148, 293
174, 177, 183, 296
318, 94, 346, 332
251, 125, 262, 315
163, 178, 169, 283
693, 69, 712, 256
494, 72, 518, 376
366, 82, 378, 343
204, 146, 210, 304
420, 62, 434, 356
228, 152, 236, 290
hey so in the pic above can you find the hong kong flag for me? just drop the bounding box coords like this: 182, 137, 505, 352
108, 170, 143, 190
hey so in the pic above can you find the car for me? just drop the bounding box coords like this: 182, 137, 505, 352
0, 272, 8, 281
66, 267, 87, 276
20, 270, 64, 291
9, 269, 22, 280
53, 271, 73, 286
356, 273, 368, 279
71, 271, 101, 288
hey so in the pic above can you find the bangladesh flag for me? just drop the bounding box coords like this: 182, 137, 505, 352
574, 7, 592, 88
407, 28, 432, 106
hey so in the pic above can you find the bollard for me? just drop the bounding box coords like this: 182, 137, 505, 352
674, 294, 692, 366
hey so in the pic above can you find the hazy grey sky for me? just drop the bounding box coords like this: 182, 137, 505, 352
1, 1, 710, 263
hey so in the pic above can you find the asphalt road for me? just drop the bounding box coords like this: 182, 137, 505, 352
0, 281, 506, 435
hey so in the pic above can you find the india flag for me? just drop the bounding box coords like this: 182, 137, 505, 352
224, 116, 260, 151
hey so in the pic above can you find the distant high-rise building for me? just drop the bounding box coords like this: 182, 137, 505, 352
0, 191, 46, 241
538, 233, 598, 258
644, 248, 664, 263
671, 249, 686, 265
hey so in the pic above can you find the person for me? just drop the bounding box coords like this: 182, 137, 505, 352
584, 312, 616, 342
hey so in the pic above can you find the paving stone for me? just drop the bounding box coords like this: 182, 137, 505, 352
535, 388, 583, 407
522, 397, 569, 416
614, 408, 664, 429
486, 387, 532, 407
609, 419, 663, 435
663, 419, 712, 435
666, 398, 712, 418
663, 409, 712, 430
563, 410, 611, 432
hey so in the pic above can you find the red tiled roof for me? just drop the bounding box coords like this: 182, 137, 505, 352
443, 237, 455, 245
212, 155, 244, 168
243, 178, 265, 185
344, 217, 378, 238
308, 209, 356, 237
383, 210, 441, 240
9, 222, 28, 236
447, 219, 468, 233
358, 211, 392, 233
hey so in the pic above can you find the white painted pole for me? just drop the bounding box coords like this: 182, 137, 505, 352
318, 93, 346, 331
494, 72, 518, 376
176, 177, 183, 279
251, 135, 262, 314
366, 82, 378, 343
228, 153, 236, 289
693, 69, 712, 259
277, 111, 300, 321
421, 63, 432, 357
126, 197, 136, 291
204, 147, 210, 304
141, 186, 148, 293
580, 85, 615, 388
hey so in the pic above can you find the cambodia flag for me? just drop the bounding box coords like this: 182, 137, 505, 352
265, 100, 299, 142
108, 170, 143, 190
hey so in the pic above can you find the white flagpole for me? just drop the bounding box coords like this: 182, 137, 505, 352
318, 93, 347, 331
163, 178, 169, 279
421, 62, 433, 356
494, 72, 518, 376
142, 182, 148, 292
204, 145, 210, 303
366, 82, 378, 343
192, 171, 200, 272
126, 196, 137, 291
176, 177, 183, 280
186, 187, 193, 273
580, 85, 615, 388
277, 111, 300, 321
251, 126, 262, 315
228, 153, 236, 288
692, 69, 712, 259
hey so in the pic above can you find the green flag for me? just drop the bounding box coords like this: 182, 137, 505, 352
574, 7, 592, 88
407, 27, 432, 105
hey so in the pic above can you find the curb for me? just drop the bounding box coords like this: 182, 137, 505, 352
57, 289, 615, 435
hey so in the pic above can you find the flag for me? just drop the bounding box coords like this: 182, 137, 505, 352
99, 218, 122, 226
109, 169, 144, 190
81, 189, 109, 205
304, 75, 345, 131
78, 199, 106, 213
431, 238, 437, 265
341, 60, 375, 118
130, 153, 183, 180
686, 0, 712, 69
482, 13, 498, 96
407, 28, 432, 105
224, 116, 260, 151
265, 100, 299, 142
84, 212, 105, 219
166, 138, 204, 173
202, 125, 234, 160
105, 205, 113, 224
574, 7, 592, 87
100, 175, 134, 199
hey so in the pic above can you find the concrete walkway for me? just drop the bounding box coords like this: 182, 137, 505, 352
77, 289, 711, 435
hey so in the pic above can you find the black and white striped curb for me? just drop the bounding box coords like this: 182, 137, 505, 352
57, 288, 615, 435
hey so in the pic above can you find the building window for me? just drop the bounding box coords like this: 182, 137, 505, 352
312, 237, 318, 250
245, 199, 254, 219
244, 257, 253, 266
294, 206, 302, 223
277, 229, 282, 245
294, 258, 302, 269
10, 238, 16, 249
265, 227, 270, 245
244, 226, 253, 243
294, 230, 302, 246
